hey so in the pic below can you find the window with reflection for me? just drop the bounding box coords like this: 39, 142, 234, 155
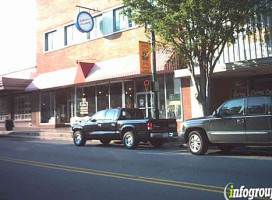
220, 99, 245, 117
41, 92, 55, 123
97, 84, 109, 111
247, 97, 267, 115
125, 81, 134, 108
110, 82, 122, 108
165, 74, 182, 120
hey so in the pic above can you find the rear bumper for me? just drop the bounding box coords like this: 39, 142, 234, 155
137, 130, 178, 141
150, 132, 178, 139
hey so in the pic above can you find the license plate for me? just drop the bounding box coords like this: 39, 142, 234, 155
162, 133, 169, 138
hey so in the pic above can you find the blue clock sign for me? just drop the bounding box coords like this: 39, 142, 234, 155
75, 11, 94, 33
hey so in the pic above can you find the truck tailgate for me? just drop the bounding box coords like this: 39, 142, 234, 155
151, 119, 177, 132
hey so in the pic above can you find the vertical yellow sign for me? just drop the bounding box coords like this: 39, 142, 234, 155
139, 41, 151, 74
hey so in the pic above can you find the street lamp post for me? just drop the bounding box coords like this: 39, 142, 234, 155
150, 30, 159, 119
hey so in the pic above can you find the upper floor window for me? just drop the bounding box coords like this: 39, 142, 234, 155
65, 24, 88, 46
44, 6, 135, 52
114, 7, 132, 32
88, 15, 104, 39
45, 30, 56, 51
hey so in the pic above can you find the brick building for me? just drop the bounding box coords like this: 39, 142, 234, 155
0, 0, 183, 129
1, 0, 271, 130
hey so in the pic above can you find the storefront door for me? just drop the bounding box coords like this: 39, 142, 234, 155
55, 90, 68, 125
136, 92, 152, 118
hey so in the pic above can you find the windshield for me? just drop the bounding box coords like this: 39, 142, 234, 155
120, 109, 144, 120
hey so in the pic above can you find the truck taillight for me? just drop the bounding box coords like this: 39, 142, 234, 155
147, 122, 153, 130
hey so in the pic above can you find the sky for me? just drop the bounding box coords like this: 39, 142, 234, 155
0, 0, 36, 75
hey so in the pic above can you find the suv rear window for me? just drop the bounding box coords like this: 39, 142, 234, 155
247, 97, 267, 115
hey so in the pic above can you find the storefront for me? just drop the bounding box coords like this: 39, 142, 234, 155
0, 75, 34, 128
27, 72, 182, 128
75, 73, 182, 120
185, 73, 272, 119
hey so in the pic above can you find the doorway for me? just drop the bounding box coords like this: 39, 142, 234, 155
55, 90, 69, 126
136, 92, 153, 118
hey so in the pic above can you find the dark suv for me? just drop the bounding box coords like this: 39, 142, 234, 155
179, 96, 272, 155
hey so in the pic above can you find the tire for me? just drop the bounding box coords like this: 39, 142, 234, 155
123, 131, 138, 149
150, 139, 165, 148
73, 131, 86, 146
188, 130, 209, 155
217, 144, 234, 152
100, 139, 111, 145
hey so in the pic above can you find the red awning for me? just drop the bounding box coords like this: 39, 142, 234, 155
74, 62, 94, 84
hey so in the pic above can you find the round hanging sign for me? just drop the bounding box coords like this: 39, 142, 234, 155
75, 11, 94, 33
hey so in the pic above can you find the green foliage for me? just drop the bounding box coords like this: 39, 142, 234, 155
123, 0, 272, 114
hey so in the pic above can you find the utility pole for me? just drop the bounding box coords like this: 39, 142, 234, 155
150, 30, 159, 119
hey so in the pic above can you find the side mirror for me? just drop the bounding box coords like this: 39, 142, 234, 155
213, 110, 219, 117
91, 118, 97, 122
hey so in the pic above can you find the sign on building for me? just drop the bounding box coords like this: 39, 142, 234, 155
139, 41, 151, 74
75, 11, 94, 33
79, 98, 89, 115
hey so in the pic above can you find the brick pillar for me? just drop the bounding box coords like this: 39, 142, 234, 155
181, 78, 192, 121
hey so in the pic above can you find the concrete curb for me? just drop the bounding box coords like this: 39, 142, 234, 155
0, 129, 182, 148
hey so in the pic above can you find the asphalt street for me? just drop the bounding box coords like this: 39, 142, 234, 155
0, 137, 271, 200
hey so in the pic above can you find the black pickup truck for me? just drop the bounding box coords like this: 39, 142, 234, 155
72, 108, 177, 149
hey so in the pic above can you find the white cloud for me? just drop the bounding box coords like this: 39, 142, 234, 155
0, 0, 36, 75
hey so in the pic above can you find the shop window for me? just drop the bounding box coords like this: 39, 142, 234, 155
14, 95, 31, 121
97, 84, 109, 111
113, 7, 132, 32
158, 75, 166, 119
0, 97, 9, 121
41, 92, 55, 123
166, 74, 182, 120
125, 81, 135, 108
67, 89, 75, 119
136, 78, 150, 93
77, 87, 96, 117
110, 82, 122, 108
45, 30, 57, 51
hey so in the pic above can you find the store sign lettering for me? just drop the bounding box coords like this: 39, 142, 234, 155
250, 89, 272, 96
79, 98, 89, 115
75, 11, 94, 33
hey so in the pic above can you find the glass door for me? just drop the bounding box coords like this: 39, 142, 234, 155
136, 92, 152, 118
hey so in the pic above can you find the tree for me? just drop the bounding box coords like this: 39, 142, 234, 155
123, 0, 272, 116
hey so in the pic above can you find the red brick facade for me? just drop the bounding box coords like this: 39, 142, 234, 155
37, 0, 148, 74
181, 78, 192, 121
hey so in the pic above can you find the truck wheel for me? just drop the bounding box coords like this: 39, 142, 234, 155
188, 130, 209, 155
150, 139, 165, 148
123, 131, 138, 149
100, 139, 111, 145
73, 131, 86, 146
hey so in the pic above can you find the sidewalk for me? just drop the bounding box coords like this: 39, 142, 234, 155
0, 127, 73, 141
